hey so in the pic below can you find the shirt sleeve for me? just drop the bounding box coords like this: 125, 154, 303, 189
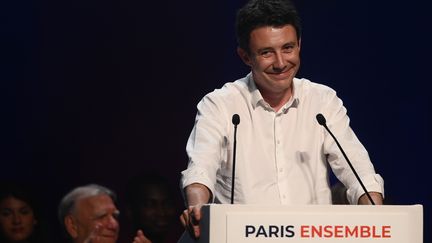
321, 88, 385, 204
180, 93, 229, 203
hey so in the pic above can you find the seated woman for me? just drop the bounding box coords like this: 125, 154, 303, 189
0, 182, 47, 243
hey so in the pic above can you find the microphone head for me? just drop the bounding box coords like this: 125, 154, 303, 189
316, 113, 326, 126
232, 114, 240, 125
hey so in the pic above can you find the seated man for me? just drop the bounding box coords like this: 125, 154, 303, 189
58, 184, 151, 243
124, 174, 183, 243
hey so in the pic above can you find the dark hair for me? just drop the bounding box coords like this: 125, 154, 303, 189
0, 182, 39, 216
0, 182, 46, 243
235, 0, 302, 53
125, 174, 174, 210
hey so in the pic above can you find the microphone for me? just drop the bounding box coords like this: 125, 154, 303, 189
315, 113, 375, 205
231, 114, 240, 204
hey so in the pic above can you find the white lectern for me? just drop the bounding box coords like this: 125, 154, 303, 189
178, 204, 423, 243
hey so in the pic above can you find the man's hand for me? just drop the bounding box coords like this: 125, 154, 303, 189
132, 229, 152, 243
179, 183, 212, 239
180, 204, 203, 239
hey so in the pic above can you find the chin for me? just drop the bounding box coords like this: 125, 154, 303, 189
8, 234, 30, 242
101, 237, 117, 243
100, 235, 118, 243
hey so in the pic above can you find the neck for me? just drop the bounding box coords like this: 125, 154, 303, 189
261, 88, 292, 112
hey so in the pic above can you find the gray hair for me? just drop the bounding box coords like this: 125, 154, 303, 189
58, 184, 117, 227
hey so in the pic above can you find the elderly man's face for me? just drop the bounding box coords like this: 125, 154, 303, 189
66, 194, 119, 243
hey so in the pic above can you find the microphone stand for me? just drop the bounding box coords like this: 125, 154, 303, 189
316, 114, 375, 205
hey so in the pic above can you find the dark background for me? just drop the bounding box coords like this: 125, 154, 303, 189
2, 0, 430, 242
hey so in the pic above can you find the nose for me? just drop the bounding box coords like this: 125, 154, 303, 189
154, 203, 165, 213
12, 213, 22, 224
105, 215, 119, 230
273, 51, 286, 71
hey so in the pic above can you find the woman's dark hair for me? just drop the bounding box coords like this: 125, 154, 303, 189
0, 182, 47, 243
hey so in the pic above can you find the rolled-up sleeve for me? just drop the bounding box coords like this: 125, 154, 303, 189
180, 94, 229, 202
322, 87, 385, 204
346, 174, 384, 204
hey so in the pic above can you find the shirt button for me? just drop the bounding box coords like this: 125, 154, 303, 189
279, 168, 283, 173
282, 195, 286, 199
277, 140, 280, 145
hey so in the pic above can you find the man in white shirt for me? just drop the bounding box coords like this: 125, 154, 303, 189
179, 0, 384, 239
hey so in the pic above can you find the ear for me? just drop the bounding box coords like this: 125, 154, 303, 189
237, 47, 252, 67
298, 38, 302, 51
65, 215, 79, 238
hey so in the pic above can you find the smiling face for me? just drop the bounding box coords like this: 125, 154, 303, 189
238, 24, 301, 104
65, 194, 119, 243
0, 196, 36, 242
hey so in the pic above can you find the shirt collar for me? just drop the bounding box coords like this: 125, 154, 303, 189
246, 72, 300, 111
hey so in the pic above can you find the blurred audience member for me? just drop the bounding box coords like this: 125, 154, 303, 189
58, 184, 151, 243
124, 174, 183, 243
0, 182, 48, 243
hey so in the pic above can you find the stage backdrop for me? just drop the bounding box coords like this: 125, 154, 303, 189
2, 0, 430, 242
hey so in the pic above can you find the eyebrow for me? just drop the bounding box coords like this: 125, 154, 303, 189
257, 41, 298, 52
284, 41, 297, 46
256, 47, 274, 53
93, 209, 120, 219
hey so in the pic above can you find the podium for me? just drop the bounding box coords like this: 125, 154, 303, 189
178, 204, 423, 243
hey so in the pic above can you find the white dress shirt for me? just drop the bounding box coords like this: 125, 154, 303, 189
181, 73, 384, 205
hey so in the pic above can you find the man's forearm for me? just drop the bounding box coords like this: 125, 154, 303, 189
358, 192, 383, 205
185, 183, 212, 206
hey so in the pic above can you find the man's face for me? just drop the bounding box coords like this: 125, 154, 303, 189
67, 194, 119, 243
137, 185, 176, 237
238, 25, 301, 98
0, 196, 36, 242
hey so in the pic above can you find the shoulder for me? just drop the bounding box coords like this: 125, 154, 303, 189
295, 77, 339, 102
295, 77, 336, 94
211, 76, 247, 96
199, 75, 249, 104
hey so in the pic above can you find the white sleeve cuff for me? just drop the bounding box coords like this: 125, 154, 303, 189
346, 173, 385, 204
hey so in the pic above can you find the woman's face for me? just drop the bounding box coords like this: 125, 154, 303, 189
0, 196, 36, 242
